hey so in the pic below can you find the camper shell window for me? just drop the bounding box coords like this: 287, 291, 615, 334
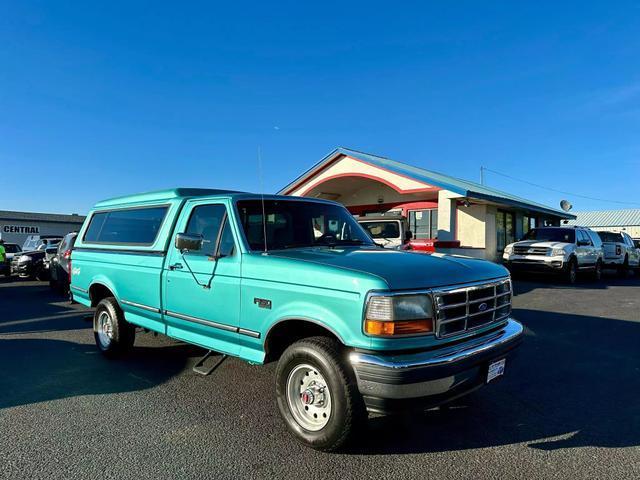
83, 206, 169, 245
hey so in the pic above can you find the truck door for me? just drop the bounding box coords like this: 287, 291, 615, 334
577, 230, 596, 266
163, 201, 241, 355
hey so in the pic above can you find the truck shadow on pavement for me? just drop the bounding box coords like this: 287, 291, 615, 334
0, 337, 194, 410
511, 271, 638, 295
350, 307, 640, 454
0, 281, 89, 333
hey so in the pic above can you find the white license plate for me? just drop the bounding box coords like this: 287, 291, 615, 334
487, 358, 506, 383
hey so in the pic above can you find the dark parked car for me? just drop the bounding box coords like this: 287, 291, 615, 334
11, 236, 62, 280
49, 232, 77, 294
0, 243, 22, 277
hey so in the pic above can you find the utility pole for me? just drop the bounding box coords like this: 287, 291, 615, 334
480, 166, 485, 185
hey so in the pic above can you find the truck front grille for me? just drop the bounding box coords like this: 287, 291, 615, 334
513, 246, 549, 256
433, 278, 512, 338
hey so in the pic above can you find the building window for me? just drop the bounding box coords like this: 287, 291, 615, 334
408, 209, 438, 239
523, 215, 536, 235
496, 210, 515, 252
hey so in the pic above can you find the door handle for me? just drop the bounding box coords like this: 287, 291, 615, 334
169, 263, 183, 270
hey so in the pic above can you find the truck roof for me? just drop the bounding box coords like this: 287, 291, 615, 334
93, 188, 339, 208
94, 188, 243, 207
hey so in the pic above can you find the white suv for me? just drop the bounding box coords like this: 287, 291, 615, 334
597, 231, 640, 275
503, 226, 604, 283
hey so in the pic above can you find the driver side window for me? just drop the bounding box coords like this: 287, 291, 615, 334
184, 204, 234, 257
578, 230, 591, 246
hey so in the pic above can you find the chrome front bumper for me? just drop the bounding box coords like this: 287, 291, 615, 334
504, 255, 565, 271
349, 319, 524, 413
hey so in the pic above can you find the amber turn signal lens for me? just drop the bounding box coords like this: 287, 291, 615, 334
365, 319, 433, 336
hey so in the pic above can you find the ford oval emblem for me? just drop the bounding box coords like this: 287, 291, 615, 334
478, 302, 488, 312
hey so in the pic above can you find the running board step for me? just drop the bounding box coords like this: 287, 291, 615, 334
192, 350, 228, 376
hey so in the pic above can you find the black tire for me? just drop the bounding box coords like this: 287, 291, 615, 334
618, 256, 629, 278
36, 267, 49, 281
58, 279, 69, 296
593, 259, 602, 281
565, 257, 578, 284
275, 336, 366, 452
93, 297, 136, 357
49, 275, 57, 289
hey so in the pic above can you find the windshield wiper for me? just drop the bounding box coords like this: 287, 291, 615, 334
333, 240, 370, 246
281, 243, 315, 250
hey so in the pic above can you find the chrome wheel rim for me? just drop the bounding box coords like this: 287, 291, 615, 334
286, 363, 332, 431
96, 311, 114, 348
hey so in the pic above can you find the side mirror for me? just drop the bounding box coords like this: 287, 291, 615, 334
405, 230, 413, 241
175, 233, 204, 253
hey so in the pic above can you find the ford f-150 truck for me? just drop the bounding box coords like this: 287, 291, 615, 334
71, 188, 523, 451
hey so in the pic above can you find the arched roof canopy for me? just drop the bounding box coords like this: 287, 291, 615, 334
302, 174, 437, 207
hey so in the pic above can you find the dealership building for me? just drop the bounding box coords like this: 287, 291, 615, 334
281, 148, 576, 261
0, 210, 85, 246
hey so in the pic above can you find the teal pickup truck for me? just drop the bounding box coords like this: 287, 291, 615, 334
71, 188, 523, 451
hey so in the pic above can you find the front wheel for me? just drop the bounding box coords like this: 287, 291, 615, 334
565, 258, 578, 284
275, 336, 366, 451
93, 297, 136, 357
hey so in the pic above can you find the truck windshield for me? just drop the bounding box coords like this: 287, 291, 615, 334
522, 228, 575, 243
360, 221, 400, 239
236, 199, 375, 251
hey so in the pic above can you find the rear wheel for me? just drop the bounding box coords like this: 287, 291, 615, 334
275, 336, 366, 451
565, 257, 578, 284
93, 297, 136, 357
593, 259, 602, 281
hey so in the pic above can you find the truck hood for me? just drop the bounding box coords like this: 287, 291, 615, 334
511, 240, 571, 249
268, 247, 508, 290
16, 250, 45, 259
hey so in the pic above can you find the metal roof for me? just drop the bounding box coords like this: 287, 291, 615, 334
0, 210, 86, 224
279, 147, 576, 219
565, 209, 640, 227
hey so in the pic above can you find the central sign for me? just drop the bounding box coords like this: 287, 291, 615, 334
2, 225, 40, 234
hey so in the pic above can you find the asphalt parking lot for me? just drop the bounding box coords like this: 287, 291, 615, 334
1, 275, 639, 480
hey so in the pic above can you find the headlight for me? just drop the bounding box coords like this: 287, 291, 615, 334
551, 248, 566, 257
18, 255, 32, 263
504, 245, 514, 255
364, 294, 434, 336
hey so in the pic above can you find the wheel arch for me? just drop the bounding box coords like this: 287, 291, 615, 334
88, 281, 118, 307
264, 317, 346, 363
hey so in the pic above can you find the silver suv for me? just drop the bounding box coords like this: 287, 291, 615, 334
503, 226, 604, 283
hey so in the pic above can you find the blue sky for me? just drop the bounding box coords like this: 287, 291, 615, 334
1, 1, 639, 214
